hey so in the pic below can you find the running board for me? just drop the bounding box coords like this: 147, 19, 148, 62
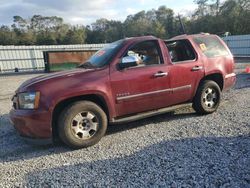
111, 103, 192, 124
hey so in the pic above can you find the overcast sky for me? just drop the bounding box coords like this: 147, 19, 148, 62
0, 0, 197, 26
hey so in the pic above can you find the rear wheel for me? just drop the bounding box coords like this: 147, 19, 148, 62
193, 80, 221, 114
58, 101, 107, 149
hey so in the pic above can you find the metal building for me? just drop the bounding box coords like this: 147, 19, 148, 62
223, 34, 250, 57
0, 44, 106, 73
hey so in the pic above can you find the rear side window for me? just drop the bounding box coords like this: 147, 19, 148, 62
165, 40, 196, 64
193, 36, 229, 58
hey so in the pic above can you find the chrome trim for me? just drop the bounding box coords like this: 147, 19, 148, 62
154, 72, 168, 77
173, 85, 192, 91
117, 88, 172, 101
116, 85, 192, 101
191, 66, 203, 71
225, 73, 236, 79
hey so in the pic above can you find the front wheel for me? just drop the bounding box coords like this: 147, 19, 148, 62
193, 80, 221, 115
58, 101, 107, 149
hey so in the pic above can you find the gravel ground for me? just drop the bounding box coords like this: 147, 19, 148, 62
0, 73, 249, 187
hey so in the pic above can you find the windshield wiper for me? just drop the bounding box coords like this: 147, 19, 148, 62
77, 61, 96, 69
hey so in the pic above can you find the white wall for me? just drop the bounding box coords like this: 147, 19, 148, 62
0, 44, 106, 73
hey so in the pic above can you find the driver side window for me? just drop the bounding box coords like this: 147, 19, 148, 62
123, 40, 162, 68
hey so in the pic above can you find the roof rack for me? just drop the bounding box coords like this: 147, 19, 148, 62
200, 32, 210, 35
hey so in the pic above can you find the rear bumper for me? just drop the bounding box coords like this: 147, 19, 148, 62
9, 108, 52, 140
224, 73, 236, 90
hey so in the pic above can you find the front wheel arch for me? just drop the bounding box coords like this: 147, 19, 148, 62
58, 100, 108, 148
51, 94, 109, 142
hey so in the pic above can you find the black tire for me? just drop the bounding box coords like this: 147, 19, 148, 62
193, 80, 221, 115
58, 101, 107, 149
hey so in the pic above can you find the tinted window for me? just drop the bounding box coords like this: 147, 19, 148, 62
193, 36, 229, 58
165, 40, 196, 63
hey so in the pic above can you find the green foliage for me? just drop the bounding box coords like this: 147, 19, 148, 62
50, 62, 79, 72
63, 27, 86, 44
0, 25, 16, 45
86, 19, 124, 43
0, 0, 249, 45
189, 0, 250, 35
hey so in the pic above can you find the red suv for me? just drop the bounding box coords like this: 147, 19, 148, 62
10, 34, 236, 148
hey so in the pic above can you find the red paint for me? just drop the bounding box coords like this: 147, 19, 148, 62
96, 50, 106, 56
246, 67, 250, 73
10, 34, 236, 140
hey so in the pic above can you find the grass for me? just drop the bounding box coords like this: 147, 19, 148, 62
49, 62, 79, 72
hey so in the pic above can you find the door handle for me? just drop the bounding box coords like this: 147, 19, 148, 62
191, 66, 203, 71
154, 72, 168, 77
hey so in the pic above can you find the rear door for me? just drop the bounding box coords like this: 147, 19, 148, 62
165, 39, 205, 104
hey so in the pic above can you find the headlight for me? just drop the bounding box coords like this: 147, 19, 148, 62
18, 92, 40, 109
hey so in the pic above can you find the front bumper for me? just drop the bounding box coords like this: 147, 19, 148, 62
9, 108, 52, 142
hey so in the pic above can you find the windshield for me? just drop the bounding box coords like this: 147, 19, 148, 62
78, 39, 124, 68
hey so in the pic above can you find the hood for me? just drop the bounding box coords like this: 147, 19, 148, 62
18, 68, 93, 91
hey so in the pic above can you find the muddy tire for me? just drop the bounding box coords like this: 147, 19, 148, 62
193, 80, 221, 115
58, 101, 107, 149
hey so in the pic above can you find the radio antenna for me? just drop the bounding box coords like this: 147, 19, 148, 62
178, 14, 186, 34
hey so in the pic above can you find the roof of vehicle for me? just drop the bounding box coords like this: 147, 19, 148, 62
121, 33, 218, 43
166, 33, 218, 42
123, 35, 158, 42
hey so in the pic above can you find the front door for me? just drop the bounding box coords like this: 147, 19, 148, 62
110, 40, 172, 117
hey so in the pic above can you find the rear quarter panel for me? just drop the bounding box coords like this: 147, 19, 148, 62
191, 35, 236, 90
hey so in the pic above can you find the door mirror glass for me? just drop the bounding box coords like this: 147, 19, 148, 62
118, 56, 138, 69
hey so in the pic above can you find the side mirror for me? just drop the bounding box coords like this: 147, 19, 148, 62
118, 56, 138, 69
